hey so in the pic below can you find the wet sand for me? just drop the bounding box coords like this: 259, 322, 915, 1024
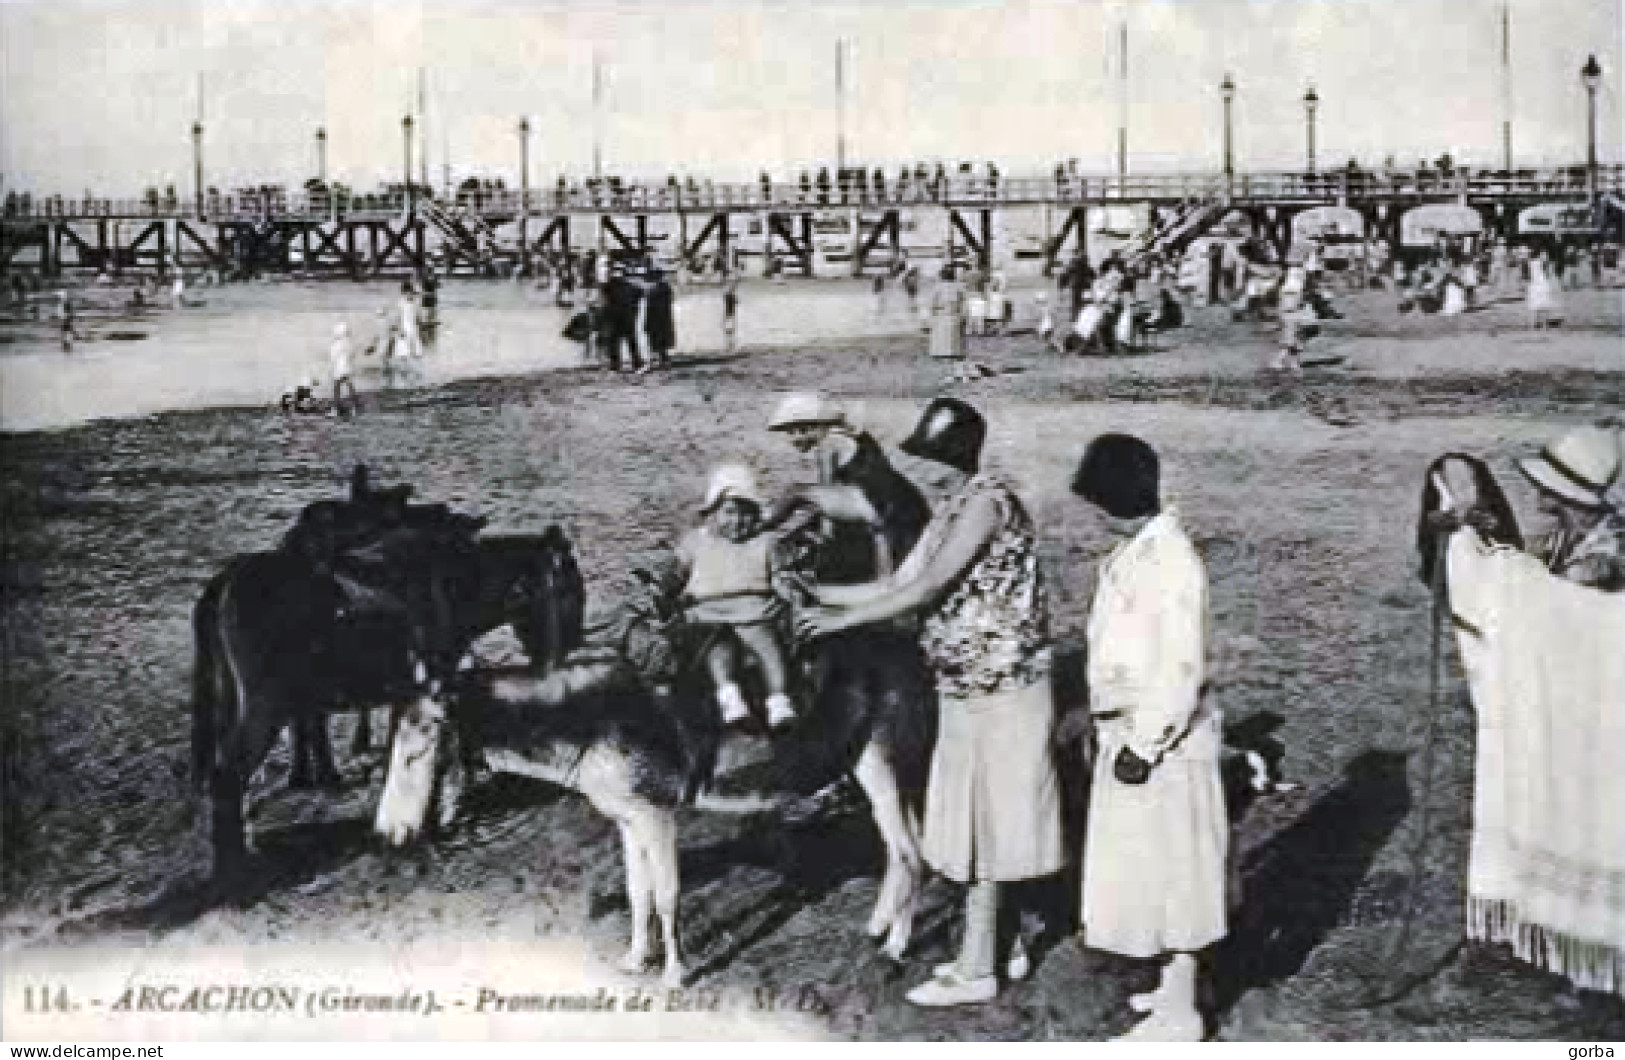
2, 283, 1623, 1040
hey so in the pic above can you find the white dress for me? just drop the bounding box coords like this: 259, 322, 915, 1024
397, 297, 422, 357
1081, 510, 1228, 958
1442, 279, 1467, 316
1074, 303, 1107, 345
1527, 259, 1560, 316
329, 335, 354, 381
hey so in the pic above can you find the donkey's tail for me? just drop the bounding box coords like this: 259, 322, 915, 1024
190, 574, 225, 795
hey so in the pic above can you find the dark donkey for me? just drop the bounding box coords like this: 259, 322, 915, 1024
191, 473, 585, 883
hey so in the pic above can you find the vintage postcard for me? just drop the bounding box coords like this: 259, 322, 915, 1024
2, 0, 1622, 1044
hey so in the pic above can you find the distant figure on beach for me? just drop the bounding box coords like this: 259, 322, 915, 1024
643, 267, 676, 372
557, 260, 577, 308
986, 269, 1009, 335
368, 309, 407, 388
55, 292, 79, 351
929, 265, 971, 382
873, 271, 887, 313
1035, 291, 1059, 350
1153, 288, 1185, 332
965, 272, 987, 338
602, 264, 645, 374
280, 375, 319, 414
1527, 250, 1562, 329
329, 322, 359, 418
723, 276, 740, 354
171, 272, 186, 310
396, 284, 423, 358
903, 264, 921, 312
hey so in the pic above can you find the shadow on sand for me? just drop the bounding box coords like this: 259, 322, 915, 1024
1212, 749, 1412, 1014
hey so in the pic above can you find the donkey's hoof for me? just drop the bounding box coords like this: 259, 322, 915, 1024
661, 965, 687, 989
618, 948, 650, 974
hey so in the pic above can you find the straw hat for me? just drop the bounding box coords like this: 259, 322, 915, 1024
1517, 427, 1621, 510
701, 463, 766, 513
767, 392, 845, 432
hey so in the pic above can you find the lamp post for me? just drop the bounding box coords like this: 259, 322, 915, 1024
1304, 86, 1319, 176
316, 127, 327, 183
1582, 55, 1601, 200
191, 119, 204, 218
402, 114, 414, 212
1220, 73, 1236, 193
518, 117, 531, 275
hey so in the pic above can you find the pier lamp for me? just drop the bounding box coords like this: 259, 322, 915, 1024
519, 117, 531, 273
402, 114, 414, 211
1220, 73, 1236, 191
316, 127, 327, 184
191, 119, 204, 218
1304, 86, 1319, 175
1582, 55, 1601, 199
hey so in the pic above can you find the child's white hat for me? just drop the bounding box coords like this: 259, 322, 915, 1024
701, 463, 766, 513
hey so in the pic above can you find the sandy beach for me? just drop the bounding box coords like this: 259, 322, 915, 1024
3, 281, 1623, 1040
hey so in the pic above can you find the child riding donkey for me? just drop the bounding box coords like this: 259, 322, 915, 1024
675, 463, 802, 731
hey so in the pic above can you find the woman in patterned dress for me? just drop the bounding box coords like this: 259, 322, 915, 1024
796, 397, 1064, 1008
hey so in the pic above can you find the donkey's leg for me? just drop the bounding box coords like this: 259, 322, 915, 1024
615, 821, 655, 974
579, 746, 682, 985
631, 807, 685, 988
853, 740, 924, 961
294, 712, 341, 786
209, 763, 248, 886
230, 701, 288, 860
350, 707, 375, 757
288, 713, 316, 790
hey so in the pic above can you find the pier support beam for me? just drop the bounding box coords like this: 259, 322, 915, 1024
766, 212, 814, 277
945, 208, 993, 271
1045, 206, 1089, 274
852, 210, 901, 275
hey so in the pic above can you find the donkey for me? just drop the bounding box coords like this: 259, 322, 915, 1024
375, 604, 936, 988
191, 525, 584, 884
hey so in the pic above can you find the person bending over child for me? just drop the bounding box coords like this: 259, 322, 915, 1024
677, 464, 797, 730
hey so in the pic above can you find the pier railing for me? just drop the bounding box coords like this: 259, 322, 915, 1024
6, 165, 1621, 222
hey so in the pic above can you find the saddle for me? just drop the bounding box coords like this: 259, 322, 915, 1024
280, 466, 488, 626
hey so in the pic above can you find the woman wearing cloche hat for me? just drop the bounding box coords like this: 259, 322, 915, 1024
798, 398, 1064, 1009
1068, 433, 1226, 1041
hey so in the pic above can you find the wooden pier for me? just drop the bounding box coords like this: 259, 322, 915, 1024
3, 166, 1621, 278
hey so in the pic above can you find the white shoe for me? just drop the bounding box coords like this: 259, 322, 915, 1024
933, 939, 1029, 982
1127, 988, 1167, 1014
1113, 1005, 1204, 1042
716, 684, 750, 726
765, 694, 796, 730
905, 972, 997, 1008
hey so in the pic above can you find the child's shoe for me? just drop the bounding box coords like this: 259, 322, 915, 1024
765, 693, 796, 730
717, 683, 751, 726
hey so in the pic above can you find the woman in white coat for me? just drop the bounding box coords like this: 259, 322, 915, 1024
1070, 434, 1227, 1041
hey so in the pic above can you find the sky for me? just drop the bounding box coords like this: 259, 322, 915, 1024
1, 0, 1620, 197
